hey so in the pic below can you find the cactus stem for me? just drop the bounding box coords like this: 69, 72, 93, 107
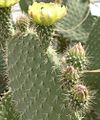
0, 7, 11, 97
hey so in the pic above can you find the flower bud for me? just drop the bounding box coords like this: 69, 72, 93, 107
69, 42, 85, 59
66, 84, 92, 112
73, 84, 89, 102
61, 66, 79, 90
16, 15, 30, 32
64, 42, 87, 70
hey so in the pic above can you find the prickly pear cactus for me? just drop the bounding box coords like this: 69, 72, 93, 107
84, 18, 100, 120
8, 31, 69, 120
0, 0, 100, 120
0, 0, 21, 119
56, 0, 97, 42
0, 7, 11, 96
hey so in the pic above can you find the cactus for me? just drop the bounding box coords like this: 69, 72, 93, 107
61, 42, 87, 70
60, 66, 80, 91
65, 84, 92, 112
15, 15, 30, 32
0, 0, 21, 119
0, 7, 11, 96
0, 0, 20, 97
55, 0, 97, 43
0, 0, 100, 120
84, 18, 100, 120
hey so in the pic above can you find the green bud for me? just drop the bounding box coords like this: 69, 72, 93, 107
65, 84, 92, 112
16, 15, 30, 32
61, 66, 80, 90
69, 42, 85, 59
73, 84, 89, 102
63, 42, 87, 70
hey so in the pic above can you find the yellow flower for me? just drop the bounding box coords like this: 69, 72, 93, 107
0, 0, 20, 8
28, 2, 67, 26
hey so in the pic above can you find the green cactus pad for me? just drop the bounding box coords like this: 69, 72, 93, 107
8, 31, 71, 120
55, 0, 97, 42
36, 25, 54, 50
0, 94, 20, 120
0, 8, 11, 96
84, 18, 100, 119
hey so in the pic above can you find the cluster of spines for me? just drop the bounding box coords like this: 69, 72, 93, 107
60, 66, 80, 91
65, 84, 93, 112
61, 42, 87, 70
15, 15, 30, 32
60, 42, 94, 117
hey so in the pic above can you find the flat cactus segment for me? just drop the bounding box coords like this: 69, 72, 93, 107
0, 8, 11, 96
0, 7, 14, 119
36, 25, 54, 50
84, 18, 100, 119
0, 95, 20, 120
0, 0, 20, 8
86, 18, 100, 69
8, 32, 71, 120
0, 8, 11, 40
56, 0, 97, 42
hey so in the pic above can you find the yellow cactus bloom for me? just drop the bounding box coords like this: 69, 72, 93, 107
28, 2, 67, 26
0, 0, 20, 8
